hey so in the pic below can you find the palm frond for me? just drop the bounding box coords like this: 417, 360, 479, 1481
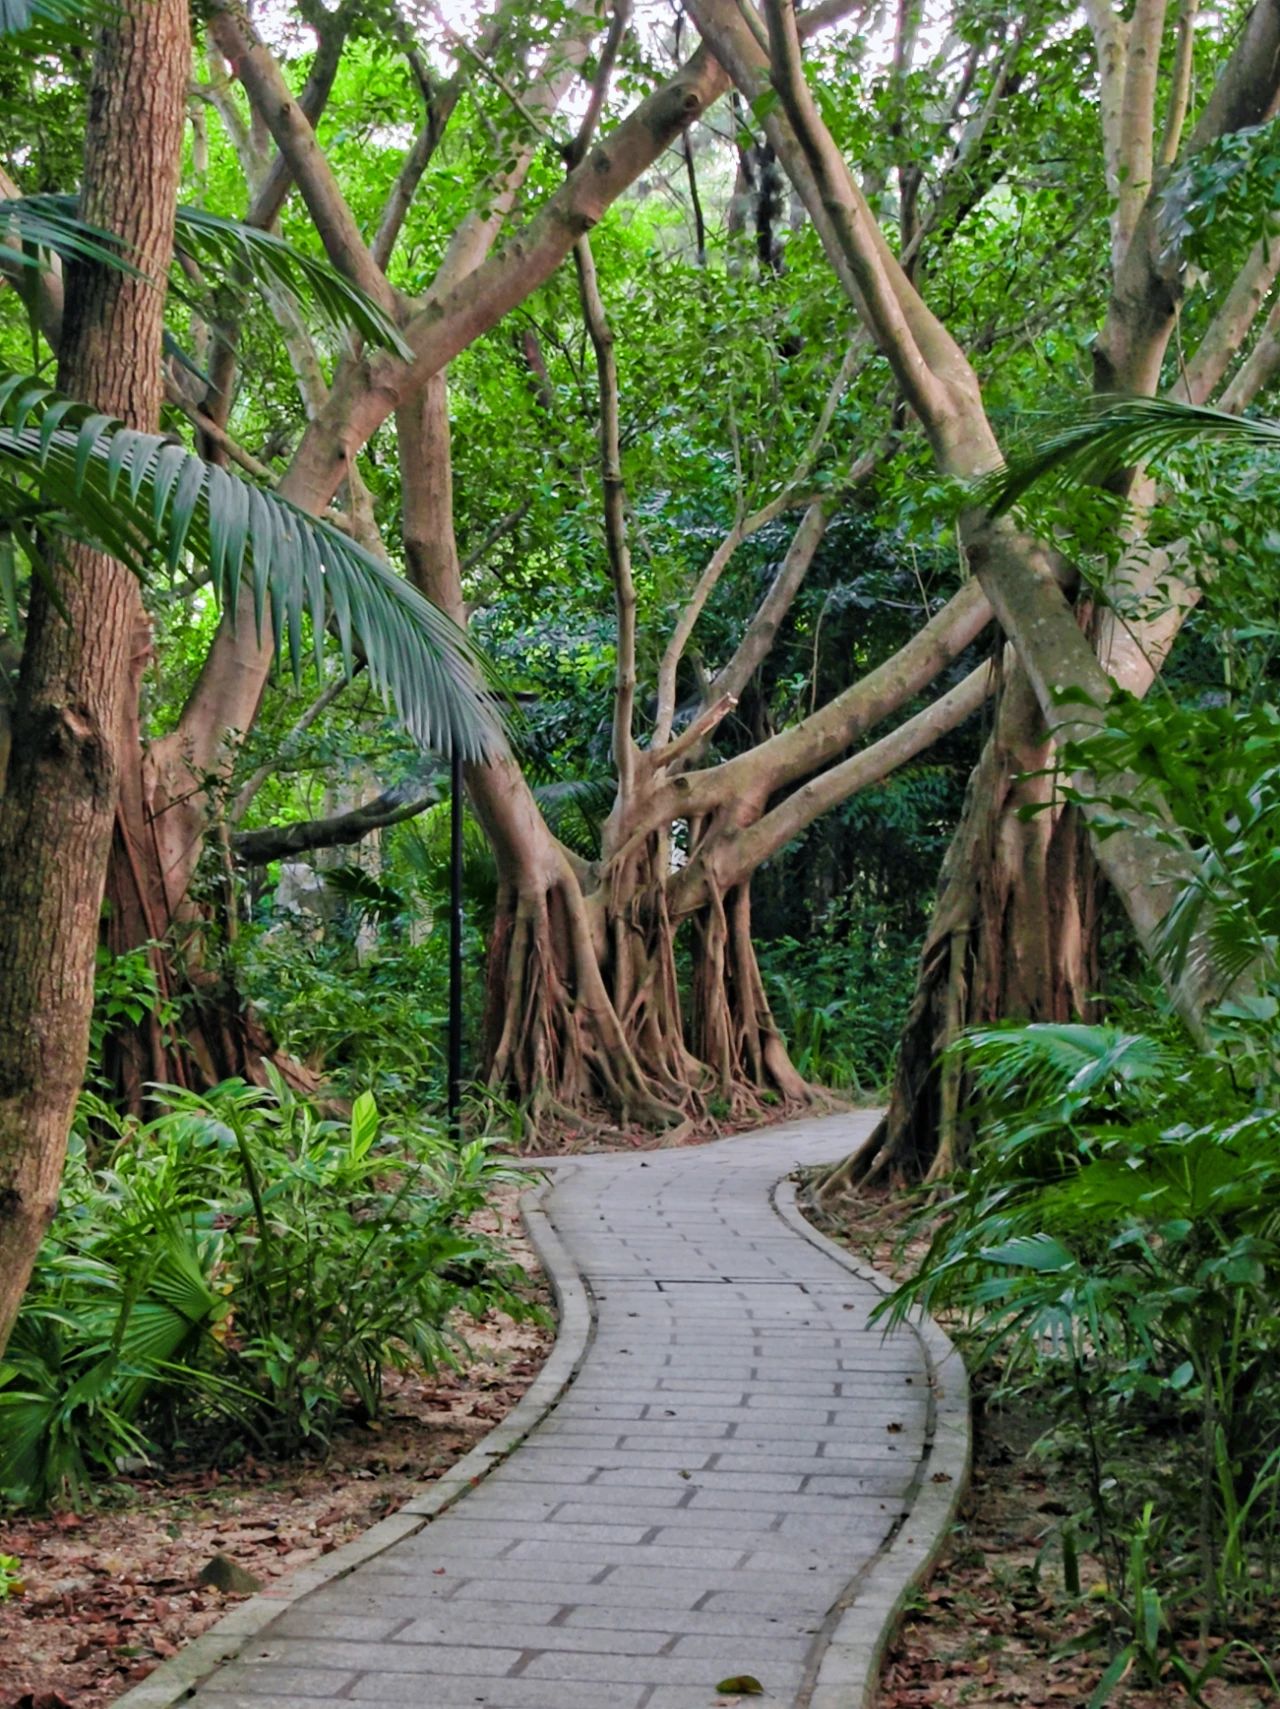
533, 775, 616, 857
170, 204, 411, 359
961, 1022, 1173, 1108
978, 397, 1280, 515
0, 193, 138, 282
0, 368, 502, 759
0, 0, 104, 36
2, 195, 411, 358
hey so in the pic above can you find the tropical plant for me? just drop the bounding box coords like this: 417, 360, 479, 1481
982, 396, 1280, 516
0, 369, 499, 754
882, 1017, 1280, 1686
0, 1076, 538, 1503
1, 193, 412, 357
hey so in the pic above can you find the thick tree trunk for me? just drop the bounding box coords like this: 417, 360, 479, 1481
831, 666, 1097, 1191
479, 799, 812, 1140
0, 0, 187, 1353
481, 806, 697, 1137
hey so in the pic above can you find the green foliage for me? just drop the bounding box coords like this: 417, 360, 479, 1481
759, 896, 920, 1095
0, 1553, 23, 1598
239, 931, 459, 1110
981, 396, 1280, 516
88, 941, 180, 1074
882, 640, 1280, 1689
0, 0, 99, 39
2, 193, 411, 356
0, 1079, 537, 1506
885, 1017, 1280, 1675
0, 367, 500, 756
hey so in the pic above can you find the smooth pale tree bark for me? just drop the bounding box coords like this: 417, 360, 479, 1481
0, 0, 188, 1353
84, 0, 673, 1100
720, 0, 1280, 1182
685, 0, 1280, 1123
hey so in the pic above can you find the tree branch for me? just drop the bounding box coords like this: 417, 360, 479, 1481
0, 164, 65, 350
647, 693, 737, 774
709, 437, 884, 715
1096, 0, 1280, 393
575, 232, 638, 801
1174, 230, 1280, 405
229, 668, 356, 823
171, 47, 730, 791
1157, 0, 1199, 167
652, 332, 863, 746
206, 0, 400, 318
676, 659, 995, 905
1114, 0, 1168, 270
1221, 292, 1280, 411
242, 0, 353, 233
232, 776, 439, 864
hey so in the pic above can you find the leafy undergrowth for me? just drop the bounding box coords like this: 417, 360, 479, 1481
816, 1185, 1279, 1709
0, 1184, 551, 1709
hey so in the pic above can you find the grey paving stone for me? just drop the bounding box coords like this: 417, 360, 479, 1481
236, 1639, 523, 1675
203, 1666, 354, 1698
347, 1673, 649, 1706
393, 1616, 670, 1654
178, 1115, 942, 1709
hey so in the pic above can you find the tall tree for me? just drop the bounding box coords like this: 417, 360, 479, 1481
0, 0, 189, 1349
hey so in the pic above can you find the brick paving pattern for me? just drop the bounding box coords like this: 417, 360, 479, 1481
186, 1112, 933, 1708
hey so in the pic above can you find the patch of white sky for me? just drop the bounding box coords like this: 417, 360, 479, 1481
242, 0, 1111, 247
247, 0, 919, 159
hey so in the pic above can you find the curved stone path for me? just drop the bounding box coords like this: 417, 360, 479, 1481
164, 1113, 965, 1709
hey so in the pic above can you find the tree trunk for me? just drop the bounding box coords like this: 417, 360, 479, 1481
100, 751, 321, 1113
0, 0, 187, 1353
833, 666, 1097, 1190
478, 793, 812, 1140
688, 877, 813, 1110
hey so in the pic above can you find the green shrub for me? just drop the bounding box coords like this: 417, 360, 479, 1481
0, 1077, 538, 1507
883, 1020, 1280, 1676
759, 896, 919, 1093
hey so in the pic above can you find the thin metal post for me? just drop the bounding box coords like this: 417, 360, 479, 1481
447, 745, 464, 1142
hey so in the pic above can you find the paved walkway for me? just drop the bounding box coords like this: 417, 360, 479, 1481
183, 1113, 946, 1709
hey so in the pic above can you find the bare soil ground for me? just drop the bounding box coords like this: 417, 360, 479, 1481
816, 1182, 1279, 1709
0, 1183, 552, 1709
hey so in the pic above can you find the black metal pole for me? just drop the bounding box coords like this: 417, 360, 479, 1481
447, 745, 463, 1142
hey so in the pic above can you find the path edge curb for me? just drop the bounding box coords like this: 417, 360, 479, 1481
773, 1165, 971, 1709
110, 1172, 595, 1709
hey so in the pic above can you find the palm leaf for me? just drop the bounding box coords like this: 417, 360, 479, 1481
978, 397, 1280, 515
2, 195, 411, 358
169, 204, 411, 359
533, 775, 616, 856
0, 368, 502, 759
960, 1022, 1173, 1112
0, 0, 104, 36
0, 192, 138, 282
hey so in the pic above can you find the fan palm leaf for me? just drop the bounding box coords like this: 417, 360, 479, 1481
978, 397, 1280, 515
0, 368, 502, 758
